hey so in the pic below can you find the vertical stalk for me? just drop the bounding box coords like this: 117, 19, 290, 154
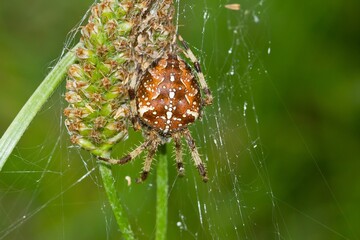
99, 163, 135, 240
156, 144, 168, 240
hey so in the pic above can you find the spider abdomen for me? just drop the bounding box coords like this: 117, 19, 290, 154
136, 54, 201, 135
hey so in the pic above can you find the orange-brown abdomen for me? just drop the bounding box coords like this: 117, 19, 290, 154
136, 54, 201, 136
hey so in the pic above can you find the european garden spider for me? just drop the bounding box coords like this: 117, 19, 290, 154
99, 36, 213, 183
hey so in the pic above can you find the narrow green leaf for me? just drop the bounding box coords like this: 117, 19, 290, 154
0, 41, 136, 238
0, 44, 80, 171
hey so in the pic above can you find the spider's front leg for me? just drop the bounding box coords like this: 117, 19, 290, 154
178, 35, 213, 106
128, 69, 142, 131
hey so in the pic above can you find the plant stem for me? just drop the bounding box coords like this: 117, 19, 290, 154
99, 163, 135, 240
0, 44, 80, 171
156, 144, 168, 240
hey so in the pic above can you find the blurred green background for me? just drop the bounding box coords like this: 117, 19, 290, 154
1, 0, 360, 239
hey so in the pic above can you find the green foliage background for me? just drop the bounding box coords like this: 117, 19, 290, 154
1, 0, 360, 239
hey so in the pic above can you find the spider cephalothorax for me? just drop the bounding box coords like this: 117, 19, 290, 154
99, 36, 213, 183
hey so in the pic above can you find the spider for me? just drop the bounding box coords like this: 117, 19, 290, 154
99, 35, 213, 183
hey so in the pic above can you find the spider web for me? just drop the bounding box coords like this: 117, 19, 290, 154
1, 0, 351, 239
3, 0, 276, 239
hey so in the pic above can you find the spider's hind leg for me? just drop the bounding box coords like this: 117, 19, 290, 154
182, 129, 208, 182
98, 137, 152, 165
136, 137, 160, 183
98, 132, 158, 166
173, 133, 185, 176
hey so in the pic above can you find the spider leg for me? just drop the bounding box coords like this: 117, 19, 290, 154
137, 0, 159, 33
136, 138, 160, 183
182, 129, 208, 182
178, 35, 213, 106
128, 66, 142, 131
98, 135, 153, 165
113, 103, 130, 120
173, 133, 185, 176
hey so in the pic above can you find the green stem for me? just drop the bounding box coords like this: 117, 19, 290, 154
156, 144, 168, 240
0, 43, 80, 171
99, 163, 135, 240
